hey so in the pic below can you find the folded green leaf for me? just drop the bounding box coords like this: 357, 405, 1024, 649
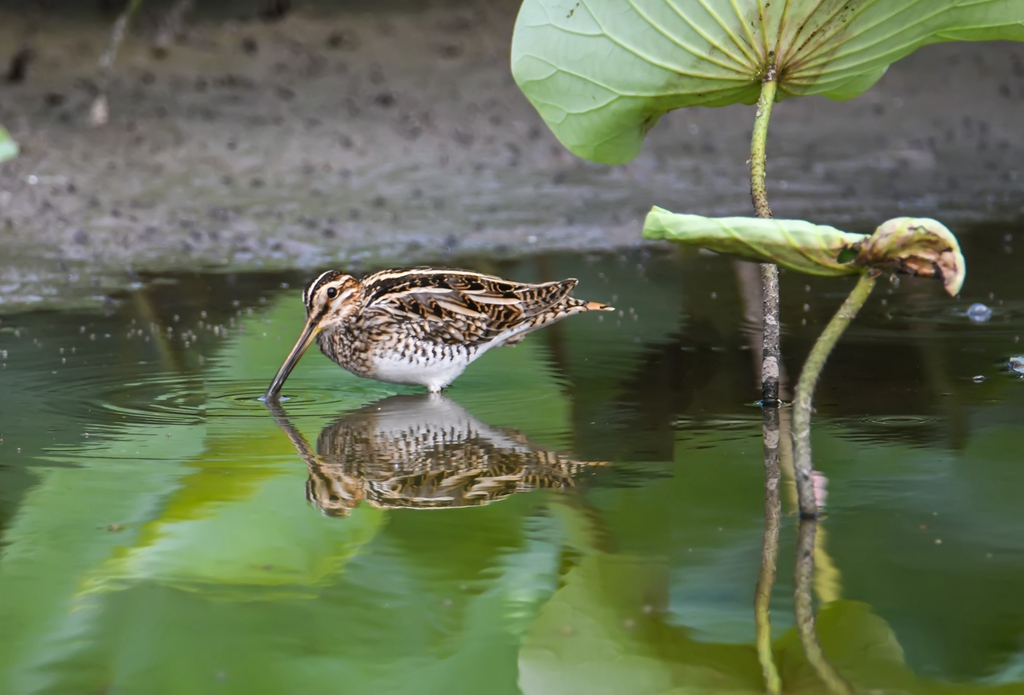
643, 207, 966, 295
0, 127, 18, 163
643, 207, 865, 277
511, 0, 1024, 164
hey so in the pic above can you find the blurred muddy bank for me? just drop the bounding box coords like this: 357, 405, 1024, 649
0, 0, 1022, 310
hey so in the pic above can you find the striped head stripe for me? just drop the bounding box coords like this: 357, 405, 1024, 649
303, 270, 344, 309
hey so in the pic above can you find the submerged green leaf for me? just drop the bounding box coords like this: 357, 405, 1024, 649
511, 0, 1024, 163
643, 207, 866, 276
0, 127, 18, 163
644, 208, 966, 294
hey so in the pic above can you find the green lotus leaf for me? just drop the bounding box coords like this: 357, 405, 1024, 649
0, 127, 17, 163
644, 208, 966, 294
511, 0, 1024, 163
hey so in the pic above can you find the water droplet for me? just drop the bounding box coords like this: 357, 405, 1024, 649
967, 303, 992, 323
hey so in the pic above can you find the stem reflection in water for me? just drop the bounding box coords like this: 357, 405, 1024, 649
755, 405, 783, 695
267, 394, 605, 515
795, 518, 854, 695
738, 257, 784, 695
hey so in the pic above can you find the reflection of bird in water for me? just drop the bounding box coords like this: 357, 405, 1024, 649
268, 395, 606, 516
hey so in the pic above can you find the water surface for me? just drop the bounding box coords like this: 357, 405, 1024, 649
1, 234, 1023, 694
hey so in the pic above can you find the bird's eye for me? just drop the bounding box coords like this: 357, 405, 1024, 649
326, 287, 338, 299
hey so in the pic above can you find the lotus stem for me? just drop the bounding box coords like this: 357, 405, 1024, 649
792, 272, 877, 518
795, 518, 854, 695
751, 60, 783, 694
755, 406, 783, 695
751, 62, 780, 407
750, 63, 777, 220
759, 264, 781, 407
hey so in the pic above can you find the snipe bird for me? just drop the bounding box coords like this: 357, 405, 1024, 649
264, 268, 613, 400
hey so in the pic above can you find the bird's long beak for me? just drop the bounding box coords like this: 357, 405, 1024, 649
263, 315, 323, 401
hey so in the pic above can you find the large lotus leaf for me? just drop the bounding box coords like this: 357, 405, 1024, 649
644, 208, 966, 294
78, 474, 385, 599
518, 554, 763, 695
511, 0, 1024, 163
0, 424, 206, 692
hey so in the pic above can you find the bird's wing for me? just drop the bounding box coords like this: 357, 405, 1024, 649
360, 268, 578, 344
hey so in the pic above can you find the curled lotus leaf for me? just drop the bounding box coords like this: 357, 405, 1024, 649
852, 217, 965, 296
643, 207, 966, 294
643, 206, 866, 276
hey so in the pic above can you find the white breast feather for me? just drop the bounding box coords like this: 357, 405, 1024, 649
369, 322, 539, 392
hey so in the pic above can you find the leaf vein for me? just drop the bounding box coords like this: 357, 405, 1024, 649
659, 0, 756, 72
602, 0, 753, 76
796, 0, 941, 72
727, 0, 763, 61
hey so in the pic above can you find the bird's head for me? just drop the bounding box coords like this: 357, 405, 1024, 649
263, 270, 360, 401
302, 270, 361, 324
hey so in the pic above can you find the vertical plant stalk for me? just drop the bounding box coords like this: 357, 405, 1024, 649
795, 518, 854, 695
751, 61, 780, 407
91, 0, 145, 127
755, 408, 783, 695
751, 60, 783, 695
792, 272, 877, 518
